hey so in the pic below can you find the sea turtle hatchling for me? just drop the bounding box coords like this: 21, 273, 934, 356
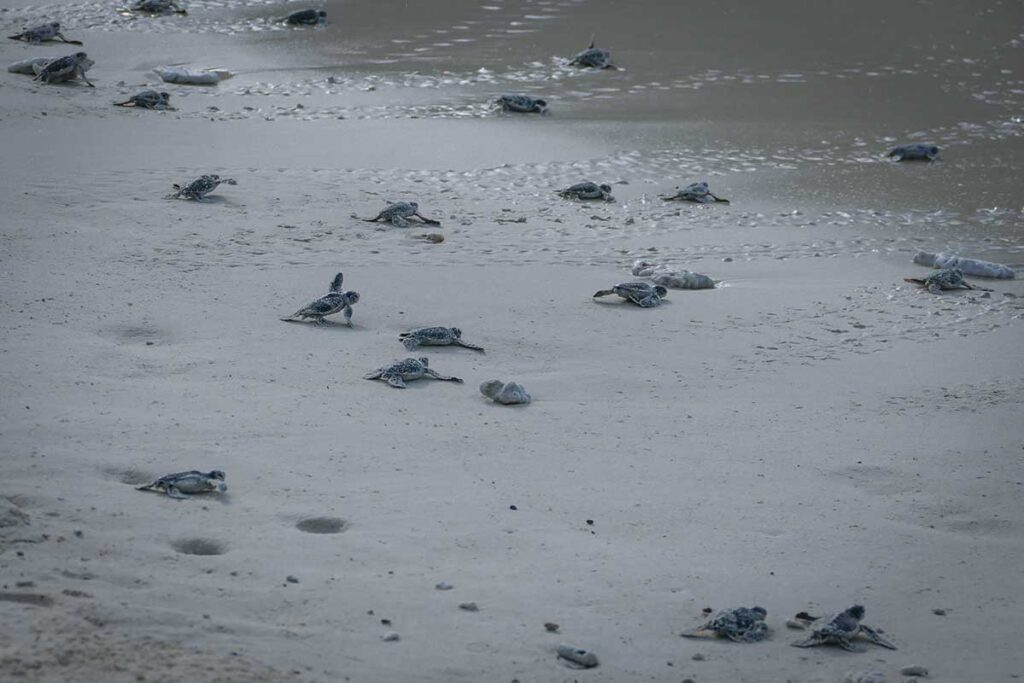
364, 357, 463, 389
285, 8, 327, 24
904, 267, 992, 294
281, 272, 360, 326
32, 52, 93, 86
558, 181, 614, 202
114, 90, 172, 110
681, 606, 769, 643
130, 0, 188, 14
887, 143, 939, 161
137, 470, 226, 499
593, 282, 668, 308
399, 327, 484, 352
169, 174, 236, 200
363, 201, 440, 228
660, 181, 729, 204
9, 22, 82, 45
496, 94, 548, 114
791, 605, 897, 652
568, 39, 616, 69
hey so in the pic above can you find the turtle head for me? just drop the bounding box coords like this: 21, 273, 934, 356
408, 201, 418, 210
845, 605, 865, 620
50, 22, 61, 29
479, 379, 503, 399
208, 470, 226, 481
534, 99, 547, 110
74, 51, 88, 60
159, 92, 171, 100
750, 606, 767, 619
927, 145, 939, 157
344, 291, 360, 305
654, 285, 668, 297
318, 10, 327, 17
599, 184, 612, 193
418, 357, 429, 366
450, 327, 462, 338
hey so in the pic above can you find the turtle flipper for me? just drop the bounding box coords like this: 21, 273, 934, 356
165, 485, 189, 500
858, 625, 896, 650
343, 305, 353, 326
680, 626, 712, 639
425, 369, 462, 383
710, 194, 730, 204
790, 635, 823, 648
455, 339, 485, 352
414, 212, 441, 226
592, 289, 614, 298
836, 638, 865, 653
384, 374, 407, 388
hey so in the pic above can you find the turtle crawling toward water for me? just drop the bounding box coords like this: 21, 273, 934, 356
661, 181, 729, 204
791, 605, 896, 651
282, 272, 360, 326
496, 94, 548, 114
681, 606, 769, 642
568, 40, 616, 69
400, 327, 484, 352
887, 143, 939, 161
904, 268, 991, 294
364, 357, 463, 389
593, 282, 667, 308
9, 22, 82, 45
363, 201, 440, 228
558, 181, 614, 202
137, 470, 226, 499
286, 9, 327, 25
115, 90, 172, 110
170, 174, 236, 200
32, 52, 93, 86
130, 0, 188, 14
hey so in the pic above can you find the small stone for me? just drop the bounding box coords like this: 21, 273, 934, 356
381, 631, 400, 642
286, 575, 299, 584
932, 608, 946, 616
509, 505, 517, 511
73, 530, 83, 538
682, 679, 696, 683
556, 644, 598, 669
900, 665, 929, 677
435, 581, 454, 590
843, 671, 886, 683
458, 602, 479, 612
381, 618, 391, 626
691, 653, 705, 661
544, 622, 559, 632
723, 257, 733, 262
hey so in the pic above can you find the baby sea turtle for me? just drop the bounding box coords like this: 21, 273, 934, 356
9, 22, 82, 45
114, 90, 172, 110
791, 605, 896, 652
281, 272, 360, 326
363, 201, 440, 228
130, 0, 188, 14
681, 606, 769, 643
593, 282, 667, 308
568, 39, 615, 69
169, 174, 236, 201
32, 52, 93, 86
399, 326, 484, 352
137, 470, 226, 499
558, 181, 614, 202
660, 181, 729, 204
496, 94, 548, 114
286, 8, 327, 24
480, 379, 531, 405
887, 144, 939, 161
364, 357, 463, 389
904, 267, 991, 294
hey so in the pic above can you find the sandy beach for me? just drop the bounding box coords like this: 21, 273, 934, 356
2, 0, 1023, 681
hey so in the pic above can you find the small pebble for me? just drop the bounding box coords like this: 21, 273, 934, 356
585, 519, 594, 525
509, 505, 517, 511
691, 653, 705, 661
682, 679, 696, 683
458, 602, 479, 612
544, 622, 559, 633
381, 618, 391, 626
900, 665, 929, 677
435, 581, 454, 591
381, 631, 400, 642
556, 644, 598, 669
931, 608, 946, 616
285, 575, 299, 584
843, 671, 886, 683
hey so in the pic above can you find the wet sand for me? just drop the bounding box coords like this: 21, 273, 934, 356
1, 0, 1023, 681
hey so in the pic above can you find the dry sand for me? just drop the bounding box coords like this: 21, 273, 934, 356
2, 0, 1023, 681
